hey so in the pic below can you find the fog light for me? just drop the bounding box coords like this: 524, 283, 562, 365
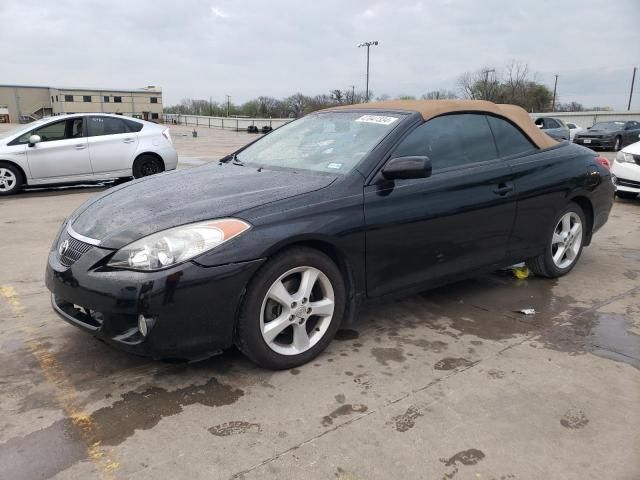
138, 314, 154, 337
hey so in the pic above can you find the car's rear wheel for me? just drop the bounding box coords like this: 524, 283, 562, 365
0, 164, 23, 196
236, 247, 346, 370
613, 136, 622, 151
526, 202, 587, 278
133, 155, 164, 178
616, 190, 638, 200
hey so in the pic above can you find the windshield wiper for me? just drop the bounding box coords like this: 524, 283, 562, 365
231, 153, 245, 166
221, 153, 245, 166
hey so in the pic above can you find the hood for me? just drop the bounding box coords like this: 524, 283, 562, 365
70, 163, 336, 248
578, 129, 616, 137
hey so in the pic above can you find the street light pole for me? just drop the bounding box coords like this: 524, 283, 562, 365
481, 68, 495, 100
628, 67, 637, 111
225, 95, 231, 117
552, 74, 559, 112
357, 41, 378, 102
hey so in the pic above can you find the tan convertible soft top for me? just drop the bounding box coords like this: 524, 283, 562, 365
329, 99, 557, 149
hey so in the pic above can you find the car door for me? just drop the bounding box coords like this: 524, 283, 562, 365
87, 116, 139, 174
23, 117, 91, 179
363, 113, 517, 298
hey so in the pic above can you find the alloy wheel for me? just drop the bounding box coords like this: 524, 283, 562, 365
0, 168, 17, 193
141, 161, 159, 176
614, 137, 621, 151
260, 266, 335, 356
551, 212, 583, 269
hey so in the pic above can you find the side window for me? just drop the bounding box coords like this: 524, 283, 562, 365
487, 116, 536, 157
25, 120, 68, 143
567, 123, 576, 129
125, 119, 143, 132
14, 118, 83, 144
544, 118, 559, 129
87, 117, 130, 137
392, 114, 497, 172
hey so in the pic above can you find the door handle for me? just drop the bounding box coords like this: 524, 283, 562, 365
74, 144, 87, 150
493, 183, 514, 196
123, 138, 135, 143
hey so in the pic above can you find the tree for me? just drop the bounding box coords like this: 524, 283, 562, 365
421, 90, 458, 100
285, 93, 309, 118
457, 62, 554, 111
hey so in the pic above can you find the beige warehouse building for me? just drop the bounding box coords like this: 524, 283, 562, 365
0, 84, 163, 123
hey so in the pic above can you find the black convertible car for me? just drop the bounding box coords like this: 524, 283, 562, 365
573, 120, 640, 151
46, 100, 615, 369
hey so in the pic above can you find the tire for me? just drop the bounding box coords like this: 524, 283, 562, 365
235, 247, 346, 370
0, 163, 24, 196
132, 154, 164, 179
616, 190, 638, 200
526, 202, 587, 278
613, 136, 622, 152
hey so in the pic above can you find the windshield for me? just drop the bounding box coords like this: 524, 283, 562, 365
236, 111, 404, 174
0, 120, 46, 140
591, 121, 625, 131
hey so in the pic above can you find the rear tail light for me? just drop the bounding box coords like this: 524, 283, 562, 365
162, 128, 172, 144
595, 155, 610, 170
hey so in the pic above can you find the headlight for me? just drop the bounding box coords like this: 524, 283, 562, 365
616, 151, 634, 164
107, 218, 250, 271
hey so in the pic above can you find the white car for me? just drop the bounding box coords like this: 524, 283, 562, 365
612, 140, 640, 200
566, 122, 584, 141
0, 113, 178, 195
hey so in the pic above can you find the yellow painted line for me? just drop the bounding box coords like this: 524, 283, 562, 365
0, 284, 120, 478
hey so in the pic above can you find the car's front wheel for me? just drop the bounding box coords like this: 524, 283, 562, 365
526, 202, 587, 278
613, 136, 622, 151
236, 247, 346, 369
0, 164, 23, 196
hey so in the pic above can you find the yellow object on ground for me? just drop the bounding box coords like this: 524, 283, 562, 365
513, 266, 531, 279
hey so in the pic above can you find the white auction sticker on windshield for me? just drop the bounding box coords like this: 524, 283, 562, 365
355, 115, 398, 125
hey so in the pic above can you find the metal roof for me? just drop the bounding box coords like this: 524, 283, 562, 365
0, 84, 161, 93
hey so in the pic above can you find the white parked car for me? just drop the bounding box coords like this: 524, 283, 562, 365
566, 122, 584, 141
612, 140, 640, 200
0, 113, 178, 195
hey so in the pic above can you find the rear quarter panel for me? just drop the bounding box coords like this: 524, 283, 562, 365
506, 143, 614, 261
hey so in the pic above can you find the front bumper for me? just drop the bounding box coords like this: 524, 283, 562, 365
573, 137, 615, 149
611, 160, 640, 193
45, 246, 265, 359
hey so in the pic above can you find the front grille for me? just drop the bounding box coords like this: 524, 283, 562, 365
618, 177, 640, 189
633, 154, 640, 166
57, 230, 93, 267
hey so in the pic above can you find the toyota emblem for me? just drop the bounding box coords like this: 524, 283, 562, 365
58, 239, 70, 256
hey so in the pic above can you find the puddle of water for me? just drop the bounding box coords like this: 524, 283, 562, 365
589, 314, 640, 368
0, 377, 243, 479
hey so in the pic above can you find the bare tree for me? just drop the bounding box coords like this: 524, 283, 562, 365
421, 90, 458, 100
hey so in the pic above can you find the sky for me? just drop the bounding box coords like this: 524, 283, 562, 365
1, 0, 639, 110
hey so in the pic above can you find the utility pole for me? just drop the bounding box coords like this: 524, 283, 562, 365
551, 74, 559, 112
481, 69, 495, 100
225, 95, 231, 117
349, 85, 356, 104
628, 67, 637, 111
357, 41, 379, 102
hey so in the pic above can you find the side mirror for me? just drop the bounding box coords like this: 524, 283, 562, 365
28, 134, 41, 147
536, 124, 544, 129
382, 156, 432, 180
